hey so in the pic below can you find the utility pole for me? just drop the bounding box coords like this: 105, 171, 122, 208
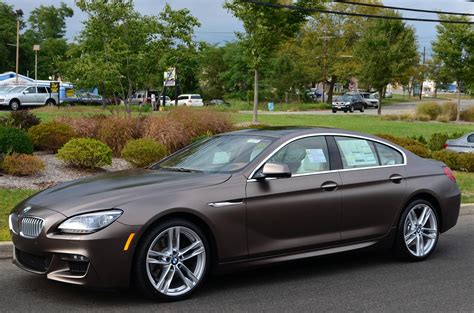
33, 45, 40, 81
419, 46, 426, 100
15, 9, 23, 85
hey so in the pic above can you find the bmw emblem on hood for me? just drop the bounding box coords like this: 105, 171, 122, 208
22, 206, 32, 214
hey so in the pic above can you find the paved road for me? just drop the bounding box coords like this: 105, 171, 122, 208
240, 99, 474, 116
1, 215, 473, 312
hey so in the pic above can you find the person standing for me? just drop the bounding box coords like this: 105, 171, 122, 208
151, 93, 156, 111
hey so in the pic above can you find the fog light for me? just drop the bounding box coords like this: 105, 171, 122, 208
60, 254, 89, 262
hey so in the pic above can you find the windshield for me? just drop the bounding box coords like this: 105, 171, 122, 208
7, 86, 26, 93
154, 135, 274, 173
0, 86, 13, 93
340, 95, 355, 102
361, 93, 370, 99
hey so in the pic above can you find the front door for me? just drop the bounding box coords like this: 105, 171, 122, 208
20, 86, 38, 105
246, 136, 342, 257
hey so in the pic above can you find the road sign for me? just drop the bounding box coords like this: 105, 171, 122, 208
163, 67, 176, 87
50, 82, 59, 93
66, 89, 74, 98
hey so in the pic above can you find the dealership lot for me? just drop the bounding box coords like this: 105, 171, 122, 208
1, 214, 472, 312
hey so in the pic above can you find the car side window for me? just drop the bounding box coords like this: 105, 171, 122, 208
374, 143, 403, 165
335, 136, 379, 169
268, 136, 330, 174
468, 134, 474, 143
178, 96, 187, 100
25, 87, 36, 94
37, 87, 47, 93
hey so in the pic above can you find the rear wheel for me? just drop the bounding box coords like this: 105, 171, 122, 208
349, 105, 354, 113
133, 219, 210, 301
45, 99, 56, 106
360, 106, 364, 112
9, 99, 20, 111
332, 109, 337, 113
394, 200, 439, 261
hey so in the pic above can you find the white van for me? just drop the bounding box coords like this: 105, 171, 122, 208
176, 94, 204, 106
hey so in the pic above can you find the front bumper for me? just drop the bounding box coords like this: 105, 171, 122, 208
11, 209, 141, 288
332, 104, 350, 110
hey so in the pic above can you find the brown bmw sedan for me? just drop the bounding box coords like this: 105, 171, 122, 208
9, 128, 461, 300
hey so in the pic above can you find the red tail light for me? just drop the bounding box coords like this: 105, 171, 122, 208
443, 143, 448, 149
443, 166, 456, 182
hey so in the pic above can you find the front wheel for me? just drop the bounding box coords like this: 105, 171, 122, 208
10, 99, 20, 111
393, 200, 439, 261
349, 105, 354, 113
332, 109, 337, 113
133, 219, 210, 301
360, 106, 365, 112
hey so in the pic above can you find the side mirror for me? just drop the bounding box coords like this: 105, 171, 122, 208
255, 162, 291, 180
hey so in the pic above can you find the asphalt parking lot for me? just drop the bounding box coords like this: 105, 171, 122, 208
0, 214, 472, 312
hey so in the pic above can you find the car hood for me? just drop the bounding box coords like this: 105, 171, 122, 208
24, 169, 231, 217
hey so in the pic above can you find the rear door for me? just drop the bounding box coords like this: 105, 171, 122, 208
333, 136, 407, 241
246, 135, 342, 257
37, 86, 49, 105
19, 87, 37, 105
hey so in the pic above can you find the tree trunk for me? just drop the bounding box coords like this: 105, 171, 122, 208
326, 76, 336, 104
434, 87, 438, 99
456, 80, 461, 121
377, 88, 383, 115
285, 91, 289, 104
100, 81, 107, 109
253, 68, 259, 124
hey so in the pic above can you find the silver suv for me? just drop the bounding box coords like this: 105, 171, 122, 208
0, 85, 59, 111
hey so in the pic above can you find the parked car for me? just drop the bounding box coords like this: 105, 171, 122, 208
10, 127, 460, 301
0, 85, 58, 110
360, 92, 379, 108
332, 92, 366, 113
207, 99, 229, 106
177, 94, 204, 106
444, 132, 474, 153
130, 91, 147, 105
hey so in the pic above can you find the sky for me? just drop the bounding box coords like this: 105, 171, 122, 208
6, 0, 474, 58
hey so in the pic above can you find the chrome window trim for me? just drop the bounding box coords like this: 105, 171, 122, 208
247, 133, 407, 182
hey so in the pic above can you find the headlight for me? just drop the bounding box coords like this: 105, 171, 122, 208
58, 209, 123, 234
345, 102, 351, 105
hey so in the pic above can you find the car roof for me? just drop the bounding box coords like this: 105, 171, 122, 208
223, 127, 374, 139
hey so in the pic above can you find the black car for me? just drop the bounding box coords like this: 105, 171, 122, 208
332, 93, 366, 113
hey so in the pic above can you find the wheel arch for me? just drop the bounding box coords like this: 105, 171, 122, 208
45, 98, 56, 105
399, 191, 443, 231
9, 98, 20, 105
131, 210, 220, 270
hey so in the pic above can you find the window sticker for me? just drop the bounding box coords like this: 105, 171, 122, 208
213, 151, 230, 164
338, 140, 377, 167
306, 149, 327, 163
247, 138, 261, 144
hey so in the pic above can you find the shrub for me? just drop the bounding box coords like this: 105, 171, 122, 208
431, 150, 460, 170
460, 107, 474, 122
441, 102, 457, 121
191, 130, 213, 143
121, 138, 167, 168
168, 107, 234, 138
409, 135, 427, 145
436, 115, 450, 123
427, 133, 449, 151
0, 126, 34, 155
57, 138, 112, 169
28, 121, 76, 152
414, 113, 432, 122
458, 153, 474, 172
56, 114, 106, 138
97, 116, 138, 157
0, 110, 41, 130
404, 145, 431, 158
139, 116, 190, 152
416, 102, 442, 120
1, 153, 45, 176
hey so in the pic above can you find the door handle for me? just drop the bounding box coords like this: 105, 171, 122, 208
389, 174, 403, 183
321, 181, 338, 191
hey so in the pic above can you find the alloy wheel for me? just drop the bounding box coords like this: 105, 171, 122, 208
145, 226, 206, 297
403, 204, 438, 257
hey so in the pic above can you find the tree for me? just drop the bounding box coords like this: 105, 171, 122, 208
355, 13, 418, 114
0, 1, 19, 73
426, 58, 451, 98
65, 0, 199, 112
224, 0, 321, 123
432, 15, 474, 121
28, 2, 73, 40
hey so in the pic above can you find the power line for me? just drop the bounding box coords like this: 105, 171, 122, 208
333, 0, 474, 17
241, 0, 474, 24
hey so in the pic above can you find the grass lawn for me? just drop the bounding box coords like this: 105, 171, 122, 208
455, 171, 474, 204
0, 189, 36, 241
233, 113, 473, 138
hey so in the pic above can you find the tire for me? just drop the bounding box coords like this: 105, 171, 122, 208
344, 110, 348, 113
332, 109, 337, 113
349, 105, 354, 113
133, 218, 210, 301
45, 99, 56, 106
360, 106, 364, 113
393, 199, 439, 261
9, 99, 20, 111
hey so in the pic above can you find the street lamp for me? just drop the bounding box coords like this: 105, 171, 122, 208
14, 9, 23, 85
33, 44, 40, 81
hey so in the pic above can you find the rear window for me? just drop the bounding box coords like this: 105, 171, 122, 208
178, 96, 189, 100
335, 136, 379, 169
374, 143, 403, 166
37, 87, 48, 93
191, 95, 202, 99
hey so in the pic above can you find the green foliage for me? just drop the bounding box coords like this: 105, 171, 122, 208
57, 138, 112, 169
1, 153, 45, 176
375, 133, 431, 158
0, 2, 17, 73
427, 133, 449, 151
441, 102, 458, 121
121, 138, 167, 168
355, 11, 418, 114
431, 150, 461, 170
0, 126, 34, 155
458, 153, 474, 173
416, 102, 443, 120
0, 110, 41, 130
460, 107, 474, 122
28, 121, 76, 152
404, 145, 431, 158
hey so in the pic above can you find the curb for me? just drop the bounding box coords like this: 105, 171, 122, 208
1, 204, 473, 260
